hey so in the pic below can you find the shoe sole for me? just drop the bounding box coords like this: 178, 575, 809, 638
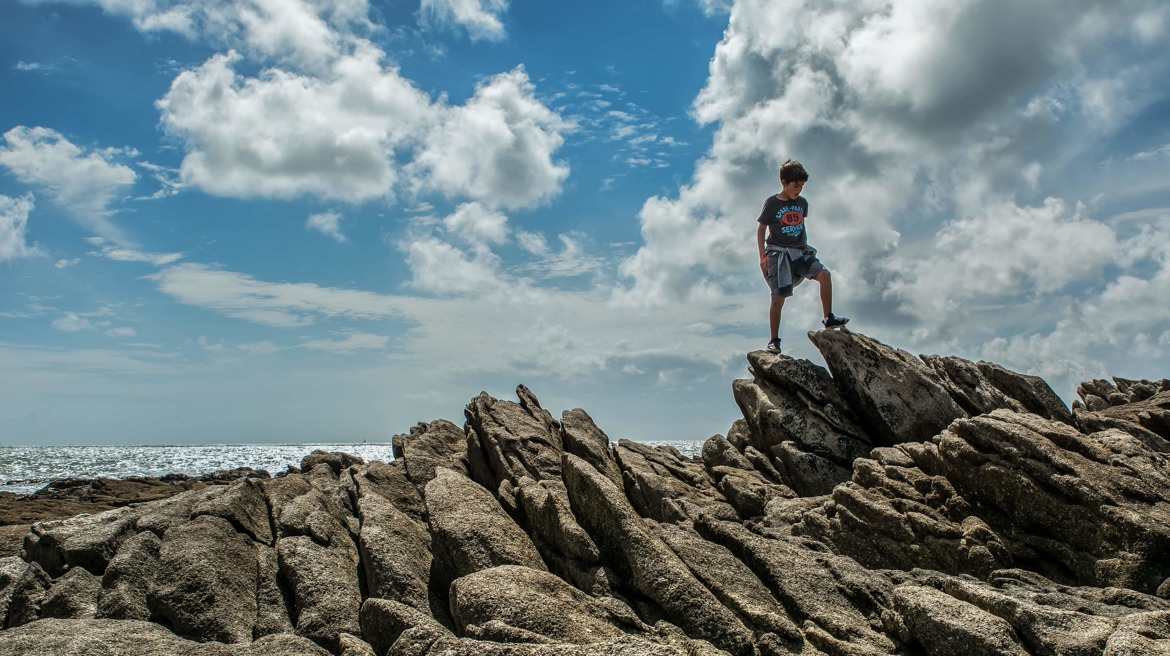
822, 320, 850, 331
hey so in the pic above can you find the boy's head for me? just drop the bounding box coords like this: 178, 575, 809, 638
779, 160, 809, 184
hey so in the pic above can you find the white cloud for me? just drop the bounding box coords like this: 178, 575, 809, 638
307, 211, 347, 242
403, 236, 504, 295
237, 341, 280, 354
411, 68, 569, 210
157, 53, 568, 210
419, 0, 509, 42
55, 258, 81, 268
883, 198, 1119, 334
70, 0, 375, 72
146, 262, 418, 328
51, 313, 93, 333
156, 47, 431, 203
299, 330, 389, 353
442, 202, 509, 245
0, 194, 43, 262
0, 127, 137, 244
106, 327, 138, 338
92, 244, 185, 266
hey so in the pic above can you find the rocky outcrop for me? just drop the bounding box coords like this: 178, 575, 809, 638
1, 329, 1169, 656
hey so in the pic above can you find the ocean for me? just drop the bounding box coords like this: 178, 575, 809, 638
0, 441, 704, 496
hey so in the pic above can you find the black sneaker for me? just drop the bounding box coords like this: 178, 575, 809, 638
766, 338, 782, 353
822, 313, 849, 329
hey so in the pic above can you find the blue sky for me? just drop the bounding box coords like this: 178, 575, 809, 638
1, 0, 1168, 445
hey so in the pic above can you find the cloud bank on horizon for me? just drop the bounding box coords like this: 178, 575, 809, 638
1, 0, 1168, 444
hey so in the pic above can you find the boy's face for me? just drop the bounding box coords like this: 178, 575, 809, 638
780, 179, 805, 198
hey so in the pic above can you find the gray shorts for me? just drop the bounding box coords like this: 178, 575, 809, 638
763, 249, 827, 298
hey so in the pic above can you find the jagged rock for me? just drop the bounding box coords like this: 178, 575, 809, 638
922, 354, 1026, 417
810, 329, 967, 446
933, 411, 1170, 593
23, 506, 137, 577
265, 474, 352, 547
614, 440, 735, 523
360, 597, 453, 656
356, 487, 432, 612
561, 409, 624, 489
301, 450, 366, 476
253, 543, 294, 639
0, 557, 50, 628
40, 566, 100, 619
278, 533, 362, 650
978, 361, 1076, 425
1095, 390, 1170, 442
0, 619, 331, 655
513, 476, 609, 594
561, 454, 756, 656
465, 387, 564, 490
95, 530, 160, 621
695, 514, 898, 654
392, 420, 470, 489
351, 459, 426, 524
339, 632, 378, 656
652, 522, 801, 642
893, 584, 1029, 655
734, 351, 872, 495
449, 565, 645, 645
133, 487, 218, 537
147, 515, 258, 644
192, 477, 274, 546
425, 467, 546, 585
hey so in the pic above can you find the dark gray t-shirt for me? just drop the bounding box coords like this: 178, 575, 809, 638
757, 194, 808, 249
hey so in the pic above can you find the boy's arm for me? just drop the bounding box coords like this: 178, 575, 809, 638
756, 222, 768, 270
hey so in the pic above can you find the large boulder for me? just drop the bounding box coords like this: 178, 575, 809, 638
392, 420, 470, 489
448, 565, 644, 644
277, 534, 362, 650
147, 515, 258, 644
95, 530, 161, 621
464, 387, 564, 491
356, 488, 432, 612
424, 468, 546, 583
561, 453, 756, 656
809, 329, 967, 446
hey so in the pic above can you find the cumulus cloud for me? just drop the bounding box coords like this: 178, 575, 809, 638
0, 194, 43, 262
410, 68, 570, 210
156, 47, 430, 203
0, 127, 137, 243
419, 0, 509, 42
404, 236, 504, 295
442, 202, 509, 245
883, 198, 1119, 334
63, 0, 374, 72
157, 52, 568, 209
307, 211, 347, 242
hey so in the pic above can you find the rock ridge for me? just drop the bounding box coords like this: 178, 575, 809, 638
1, 329, 1168, 655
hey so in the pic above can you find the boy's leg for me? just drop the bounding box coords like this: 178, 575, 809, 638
814, 269, 833, 317
769, 295, 785, 341
813, 269, 849, 328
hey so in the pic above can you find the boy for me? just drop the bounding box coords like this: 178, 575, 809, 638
756, 160, 847, 353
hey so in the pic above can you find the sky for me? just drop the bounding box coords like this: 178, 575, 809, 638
1, 0, 1168, 446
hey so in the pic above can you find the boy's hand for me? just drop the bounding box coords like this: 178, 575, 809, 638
759, 254, 769, 272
